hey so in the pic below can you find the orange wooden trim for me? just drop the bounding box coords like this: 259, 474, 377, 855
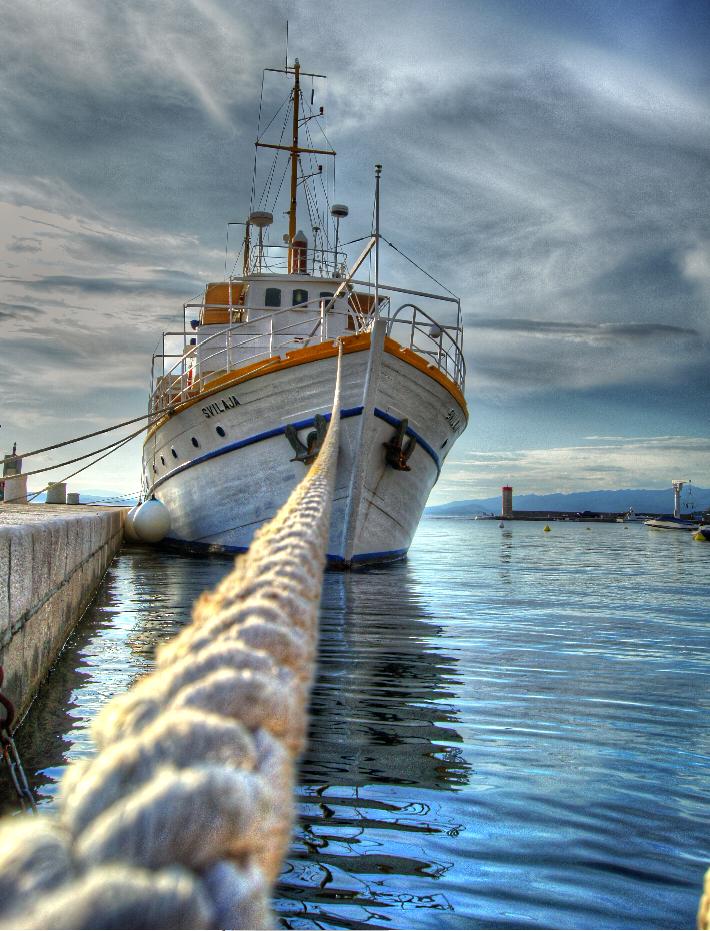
145, 330, 467, 443
145, 333, 371, 441
383, 337, 468, 414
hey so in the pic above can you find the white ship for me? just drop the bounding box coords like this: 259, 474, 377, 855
140, 60, 467, 567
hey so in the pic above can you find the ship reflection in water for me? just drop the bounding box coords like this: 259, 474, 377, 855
4, 521, 709, 931
278, 566, 469, 927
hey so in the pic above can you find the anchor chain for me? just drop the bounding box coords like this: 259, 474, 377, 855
0, 667, 37, 813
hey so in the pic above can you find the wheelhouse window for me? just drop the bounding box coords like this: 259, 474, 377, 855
265, 287, 281, 308
292, 289, 308, 307
319, 291, 334, 300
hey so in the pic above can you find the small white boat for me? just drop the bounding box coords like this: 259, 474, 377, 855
616, 507, 647, 523
644, 517, 699, 532
644, 480, 699, 531
140, 60, 467, 567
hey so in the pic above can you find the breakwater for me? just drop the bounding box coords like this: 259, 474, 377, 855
0, 504, 124, 723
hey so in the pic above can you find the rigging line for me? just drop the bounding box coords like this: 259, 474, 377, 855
259, 105, 291, 209
21, 425, 154, 478
18, 409, 172, 459
259, 149, 281, 210
299, 159, 318, 232
256, 92, 290, 142
303, 120, 333, 248
300, 97, 332, 221
58, 429, 143, 486
12, 430, 144, 506
229, 239, 245, 278
380, 236, 459, 299
250, 71, 267, 213
340, 235, 372, 247
270, 158, 291, 214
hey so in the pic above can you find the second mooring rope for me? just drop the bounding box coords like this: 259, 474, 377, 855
0, 345, 343, 930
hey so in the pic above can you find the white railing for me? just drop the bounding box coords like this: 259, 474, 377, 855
246, 243, 348, 277
149, 283, 465, 414
150, 298, 357, 413
382, 302, 466, 389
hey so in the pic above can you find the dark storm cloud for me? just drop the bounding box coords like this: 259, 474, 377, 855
0, 301, 41, 320
1, 0, 709, 496
7, 236, 41, 253
21, 272, 202, 296
469, 318, 699, 341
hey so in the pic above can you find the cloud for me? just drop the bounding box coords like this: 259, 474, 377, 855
21, 272, 202, 297
436, 435, 710, 500
1, 0, 709, 497
469, 318, 699, 342
7, 236, 41, 253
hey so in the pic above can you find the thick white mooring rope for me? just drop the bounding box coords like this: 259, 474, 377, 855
0, 346, 344, 930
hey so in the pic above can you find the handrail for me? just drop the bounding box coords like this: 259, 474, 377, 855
149, 258, 465, 413
150, 299, 357, 410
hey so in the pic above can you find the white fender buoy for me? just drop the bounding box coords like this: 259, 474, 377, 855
124, 504, 141, 541
133, 499, 171, 543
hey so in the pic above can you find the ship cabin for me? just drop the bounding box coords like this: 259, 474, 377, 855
149, 59, 464, 415
190, 273, 356, 377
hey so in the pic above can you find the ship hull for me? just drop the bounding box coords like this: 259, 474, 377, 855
142, 329, 466, 567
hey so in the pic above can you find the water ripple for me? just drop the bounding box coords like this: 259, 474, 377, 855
4, 521, 709, 929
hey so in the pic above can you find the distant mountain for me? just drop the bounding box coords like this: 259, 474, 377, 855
27, 488, 137, 506
425, 487, 710, 517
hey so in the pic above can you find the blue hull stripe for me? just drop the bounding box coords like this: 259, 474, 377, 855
149, 405, 364, 493
158, 536, 408, 567
148, 405, 441, 495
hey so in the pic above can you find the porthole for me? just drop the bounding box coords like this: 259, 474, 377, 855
171, 448, 178, 459
160, 456, 165, 466
152, 464, 157, 474
191, 437, 199, 448
216, 425, 226, 437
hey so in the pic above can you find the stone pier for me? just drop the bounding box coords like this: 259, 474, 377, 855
0, 504, 125, 723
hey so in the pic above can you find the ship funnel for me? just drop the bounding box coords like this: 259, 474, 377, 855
293, 229, 308, 275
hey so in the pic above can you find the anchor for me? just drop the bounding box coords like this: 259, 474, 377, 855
285, 414, 328, 465
383, 418, 416, 471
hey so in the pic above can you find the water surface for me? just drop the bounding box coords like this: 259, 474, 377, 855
7, 520, 710, 929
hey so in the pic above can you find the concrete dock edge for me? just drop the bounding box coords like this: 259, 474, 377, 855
0, 505, 125, 723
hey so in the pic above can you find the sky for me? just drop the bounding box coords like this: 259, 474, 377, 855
1, 0, 709, 505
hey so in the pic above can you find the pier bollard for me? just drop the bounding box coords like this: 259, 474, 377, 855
67, 493, 80, 505
2, 453, 22, 477
1, 474, 27, 504
45, 483, 67, 505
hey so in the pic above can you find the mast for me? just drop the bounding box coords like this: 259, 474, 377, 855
374, 164, 382, 318
256, 62, 335, 276
288, 60, 301, 272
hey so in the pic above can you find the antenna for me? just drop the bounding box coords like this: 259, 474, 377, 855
374, 164, 382, 318
285, 20, 289, 69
